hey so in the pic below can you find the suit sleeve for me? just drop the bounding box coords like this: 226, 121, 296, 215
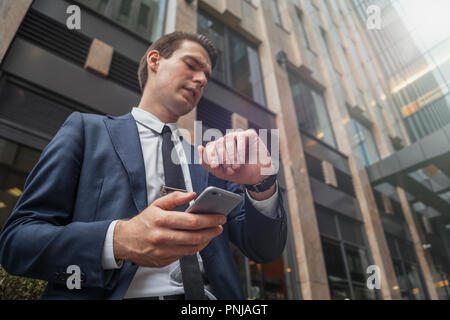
208, 174, 287, 263
0, 112, 113, 288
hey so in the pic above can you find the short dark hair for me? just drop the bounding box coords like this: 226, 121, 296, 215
137, 31, 217, 92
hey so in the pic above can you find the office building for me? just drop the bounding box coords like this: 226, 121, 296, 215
0, 0, 448, 299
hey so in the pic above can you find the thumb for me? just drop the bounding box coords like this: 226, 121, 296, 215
152, 191, 196, 211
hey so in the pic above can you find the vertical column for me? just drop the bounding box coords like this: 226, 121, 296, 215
396, 186, 440, 300
309, 0, 402, 300
274, 66, 330, 300
256, 0, 330, 299
316, 27, 402, 300
348, 157, 402, 299
0, 0, 32, 64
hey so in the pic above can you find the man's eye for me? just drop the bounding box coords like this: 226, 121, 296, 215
186, 63, 195, 70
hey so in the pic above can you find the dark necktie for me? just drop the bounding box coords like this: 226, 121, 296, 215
161, 125, 206, 300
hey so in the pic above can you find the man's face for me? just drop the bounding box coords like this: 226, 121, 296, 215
149, 40, 212, 120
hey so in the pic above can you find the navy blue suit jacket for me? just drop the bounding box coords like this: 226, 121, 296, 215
0, 112, 287, 299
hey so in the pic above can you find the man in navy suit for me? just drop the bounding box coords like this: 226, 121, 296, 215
0, 32, 287, 299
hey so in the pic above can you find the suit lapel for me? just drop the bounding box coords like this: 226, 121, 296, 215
104, 113, 148, 214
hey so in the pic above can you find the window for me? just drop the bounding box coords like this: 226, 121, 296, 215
119, 0, 133, 18
344, 245, 367, 283
321, 237, 376, 300
295, 7, 311, 49
316, 206, 338, 238
97, 0, 109, 12
385, 234, 428, 300
231, 241, 288, 300
287, 70, 336, 147
339, 217, 364, 246
270, 0, 282, 26
138, 3, 150, 27
228, 31, 265, 104
322, 239, 351, 300
198, 11, 226, 84
0, 139, 41, 229
198, 10, 266, 106
317, 206, 377, 300
77, 0, 166, 42
320, 27, 334, 66
350, 119, 379, 167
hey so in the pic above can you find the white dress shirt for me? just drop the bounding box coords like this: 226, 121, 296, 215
102, 107, 280, 299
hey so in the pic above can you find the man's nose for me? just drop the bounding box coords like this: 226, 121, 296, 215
194, 72, 207, 88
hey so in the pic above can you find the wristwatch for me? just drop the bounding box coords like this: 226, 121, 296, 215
245, 174, 277, 193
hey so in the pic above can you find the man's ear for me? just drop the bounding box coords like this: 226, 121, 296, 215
147, 50, 160, 73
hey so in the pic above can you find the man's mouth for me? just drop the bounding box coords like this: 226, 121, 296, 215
183, 87, 197, 100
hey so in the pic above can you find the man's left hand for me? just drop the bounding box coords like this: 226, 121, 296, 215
198, 129, 275, 186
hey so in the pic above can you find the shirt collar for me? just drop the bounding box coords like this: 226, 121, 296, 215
131, 107, 178, 134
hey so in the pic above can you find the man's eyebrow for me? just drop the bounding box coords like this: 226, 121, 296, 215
185, 55, 211, 80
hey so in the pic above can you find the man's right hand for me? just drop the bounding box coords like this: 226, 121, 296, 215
113, 191, 226, 268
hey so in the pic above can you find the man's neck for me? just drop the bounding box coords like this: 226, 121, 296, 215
137, 99, 178, 124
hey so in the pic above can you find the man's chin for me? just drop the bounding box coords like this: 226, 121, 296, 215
174, 103, 195, 118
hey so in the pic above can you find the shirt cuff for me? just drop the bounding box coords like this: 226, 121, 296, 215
102, 220, 124, 270
246, 182, 281, 219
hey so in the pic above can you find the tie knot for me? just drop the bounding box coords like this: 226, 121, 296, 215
162, 125, 172, 135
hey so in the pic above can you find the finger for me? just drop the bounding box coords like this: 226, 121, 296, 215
198, 145, 228, 180
224, 133, 238, 169
152, 191, 196, 211
205, 142, 219, 168
246, 130, 259, 165
214, 138, 226, 167
153, 243, 207, 262
236, 132, 246, 165
142, 257, 180, 268
198, 145, 205, 166
156, 210, 226, 230
198, 145, 215, 173
259, 140, 272, 167
154, 225, 224, 246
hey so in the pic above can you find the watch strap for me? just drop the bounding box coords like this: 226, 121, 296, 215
245, 174, 277, 193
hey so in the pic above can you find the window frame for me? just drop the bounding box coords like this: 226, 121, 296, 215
197, 9, 267, 107
295, 7, 312, 50
350, 118, 380, 167
270, 0, 283, 27
385, 233, 429, 299
74, 0, 168, 42
286, 68, 337, 148
317, 205, 379, 300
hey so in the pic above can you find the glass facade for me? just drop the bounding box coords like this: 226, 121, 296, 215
352, 0, 450, 143
386, 234, 428, 299
0, 139, 40, 231
230, 226, 289, 300
197, 10, 266, 106
316, 206, 378, 300
77, 0, 167, 41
